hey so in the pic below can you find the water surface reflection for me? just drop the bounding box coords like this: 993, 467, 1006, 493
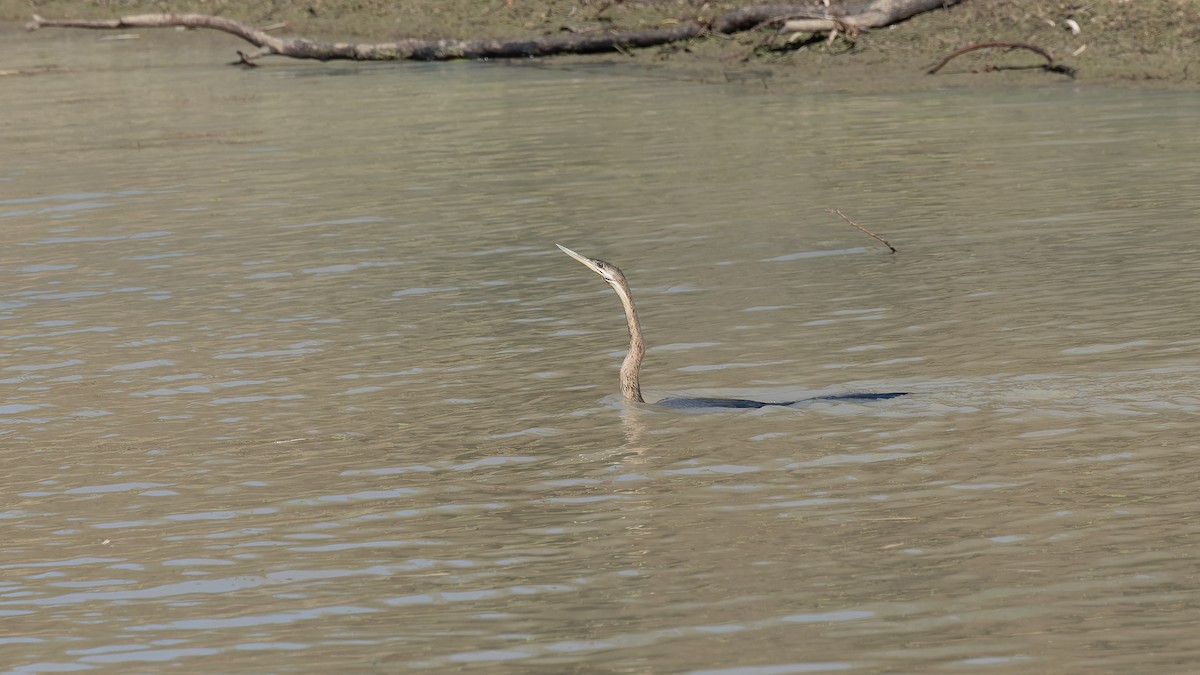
3, 28, 1200, 672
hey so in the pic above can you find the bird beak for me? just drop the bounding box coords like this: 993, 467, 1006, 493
557, 244, 603, 275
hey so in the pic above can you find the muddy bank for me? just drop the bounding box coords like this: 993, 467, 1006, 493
5, 1, 1197, 89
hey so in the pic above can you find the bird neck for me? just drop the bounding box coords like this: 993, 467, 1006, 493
613, 283, 645, 404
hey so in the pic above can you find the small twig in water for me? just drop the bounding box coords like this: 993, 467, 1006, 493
827, 209, 897, 254
233, 50, 260, 67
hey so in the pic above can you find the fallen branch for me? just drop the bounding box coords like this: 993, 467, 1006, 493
827, 209, 897, 254
710, 1, 958, 34
26, 1, 965, 64
25, 13, 704, 61
749, 12, 858, 56
927, 40, 1076, 78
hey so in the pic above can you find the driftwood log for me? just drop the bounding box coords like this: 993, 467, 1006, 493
26, 1, 964, 63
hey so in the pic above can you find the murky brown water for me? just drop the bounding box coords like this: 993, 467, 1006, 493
4, 25, 1200, 673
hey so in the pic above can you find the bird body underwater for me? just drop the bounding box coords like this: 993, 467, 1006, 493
556, 244, 906, 409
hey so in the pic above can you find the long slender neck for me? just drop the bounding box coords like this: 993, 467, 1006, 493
610, 281, 645, 403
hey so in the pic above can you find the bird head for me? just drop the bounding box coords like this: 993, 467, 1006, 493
557, 244, 629, 291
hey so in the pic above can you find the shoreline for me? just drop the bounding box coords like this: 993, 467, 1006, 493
5, 1, 1196, 90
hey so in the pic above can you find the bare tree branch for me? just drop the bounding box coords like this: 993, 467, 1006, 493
26, 1, 966, 63
928, 39, 1076, 78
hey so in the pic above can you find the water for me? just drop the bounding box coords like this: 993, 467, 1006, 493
3, 25, 1200, 673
